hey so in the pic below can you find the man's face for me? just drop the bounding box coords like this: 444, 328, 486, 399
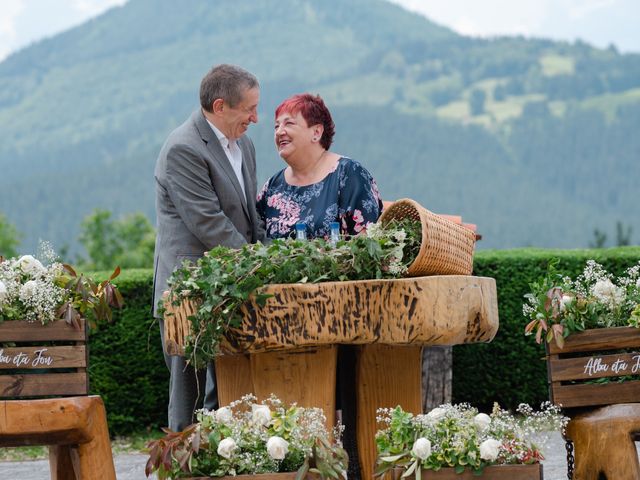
220, 87, 260, 140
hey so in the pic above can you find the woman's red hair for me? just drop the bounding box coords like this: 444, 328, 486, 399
275, 93, 335, 150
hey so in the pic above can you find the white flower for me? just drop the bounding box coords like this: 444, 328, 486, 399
411, 437, 431, 460
252, 404, 272, 426
426, 407, 446, 421
16, 255, 45, 276
560, 295, 574, 311
636, 278, 640, 289
479, 438, 501, 461
217, 437, 237, 459
266, 436, 289, 460
19, 280, 38, 299
473, 413, 491, 431
592, 279, 625, 306
0, 280, 7, 303
215, 406, 233, 424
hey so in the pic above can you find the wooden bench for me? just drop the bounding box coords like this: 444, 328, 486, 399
0, 319, 116, 480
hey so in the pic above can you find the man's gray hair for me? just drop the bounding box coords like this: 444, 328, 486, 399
200, 64, 259, 111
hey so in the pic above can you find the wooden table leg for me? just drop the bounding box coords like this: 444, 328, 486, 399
356, 344, 423, 480
565, 403, 640, 480
216, 346, 337, 429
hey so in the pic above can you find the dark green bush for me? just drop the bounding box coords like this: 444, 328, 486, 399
88, 247, 640, 434
88, 268, 167, 435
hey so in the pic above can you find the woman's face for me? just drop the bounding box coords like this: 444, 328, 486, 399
274, 110, 322, 160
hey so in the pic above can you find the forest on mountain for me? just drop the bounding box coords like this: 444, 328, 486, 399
0, 0, 639, 255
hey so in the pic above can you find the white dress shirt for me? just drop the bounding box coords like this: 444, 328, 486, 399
206, 119, 246, 198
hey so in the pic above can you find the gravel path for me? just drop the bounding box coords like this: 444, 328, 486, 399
0, 431, 572, 480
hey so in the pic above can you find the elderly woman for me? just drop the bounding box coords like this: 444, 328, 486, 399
257, 93, 382, 480
256, 93, 382, 240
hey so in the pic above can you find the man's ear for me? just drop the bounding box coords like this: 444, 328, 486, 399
212, 98, 224, 114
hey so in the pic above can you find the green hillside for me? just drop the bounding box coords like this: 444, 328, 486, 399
0, 0, 639, 254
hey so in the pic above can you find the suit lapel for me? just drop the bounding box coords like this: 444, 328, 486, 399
193, 111, 249, 218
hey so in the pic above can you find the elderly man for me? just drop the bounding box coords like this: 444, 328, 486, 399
153, 64, 266, 430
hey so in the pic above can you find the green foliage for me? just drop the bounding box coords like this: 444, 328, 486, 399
0, 212, 21, 258
522, 258, 640, 347
166, 223, 414, 367
78, 209, 155, 270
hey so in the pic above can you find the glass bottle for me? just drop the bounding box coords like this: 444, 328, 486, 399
295, 223, 307, 240
329, 221, 340, 246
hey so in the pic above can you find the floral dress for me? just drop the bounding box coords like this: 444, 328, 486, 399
256, 157, 383, 239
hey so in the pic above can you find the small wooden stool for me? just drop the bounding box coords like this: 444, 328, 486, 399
565, 403, 640, 480
0, 319, 116, 480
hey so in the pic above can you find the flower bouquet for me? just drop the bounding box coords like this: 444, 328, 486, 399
523, 259, 640, 348
145, 394, 347, 480
0, 243, 123, 327
374, 403, 566, 479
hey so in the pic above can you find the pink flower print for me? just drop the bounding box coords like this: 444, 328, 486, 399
257, 182, 268, 202
352, 209, 366, 233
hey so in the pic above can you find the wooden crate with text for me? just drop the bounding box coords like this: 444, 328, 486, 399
546, 326, 640, 409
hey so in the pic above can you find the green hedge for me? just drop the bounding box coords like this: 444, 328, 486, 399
88, 268, 167, 435
89, 247, 640, 434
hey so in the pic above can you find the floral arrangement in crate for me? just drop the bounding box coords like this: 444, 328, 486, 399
374, 403, 567, 477
164, 219, 421, 367
523, 259, 640, 347
0, 242, 123, 327
145, 394, 347, 480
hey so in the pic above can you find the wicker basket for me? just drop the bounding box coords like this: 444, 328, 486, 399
379, 198, 475, 276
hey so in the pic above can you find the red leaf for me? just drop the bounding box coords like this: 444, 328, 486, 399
109, 265, 121, 281
63, 263, 77, 277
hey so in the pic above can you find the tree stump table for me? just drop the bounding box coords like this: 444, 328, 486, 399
164, 275, 499, 480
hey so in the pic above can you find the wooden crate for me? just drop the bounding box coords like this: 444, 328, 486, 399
386, 464, 543, 479
0, 319, 88, 398
546, 326, 640, 409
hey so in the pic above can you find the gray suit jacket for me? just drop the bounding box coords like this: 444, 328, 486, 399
152, 109, 266, 316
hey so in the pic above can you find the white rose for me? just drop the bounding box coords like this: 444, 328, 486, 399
560, 295, 574, 312
252, 404, 272, 426
411, 437, 431, 460
592, 279, 624, 305
473, 413, 491, 432
426, 407, 446, 421
19, 280, 38, 299
215, 406, 233, 424
0, 280, 7, 303
479, 438, 501, 461
266, 436, 289, 460
217, 437, 237, 459
16, 255, 45, 276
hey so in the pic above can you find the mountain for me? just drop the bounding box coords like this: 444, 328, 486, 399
1, 0, 639, 255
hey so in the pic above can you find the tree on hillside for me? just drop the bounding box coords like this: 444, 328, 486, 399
78, 209, 155, 270
469, 89, 486, 116
0, 213, 21, 258
616, 221, 633, 246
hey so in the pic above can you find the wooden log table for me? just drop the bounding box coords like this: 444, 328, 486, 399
164, 275, 499, 480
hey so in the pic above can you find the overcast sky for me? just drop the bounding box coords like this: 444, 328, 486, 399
1, 0, 638, 62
